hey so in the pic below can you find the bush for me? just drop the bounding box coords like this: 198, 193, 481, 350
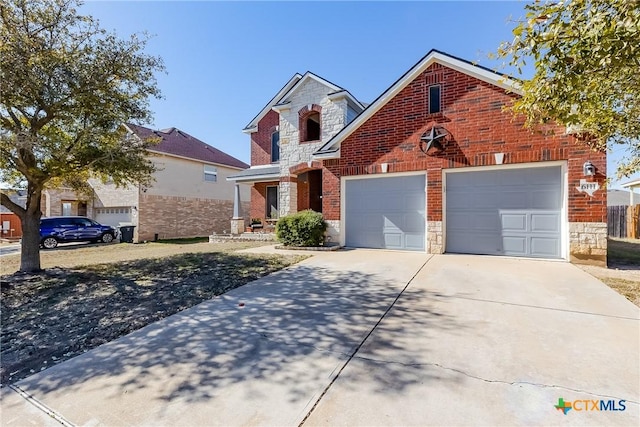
276, 210, 327, 247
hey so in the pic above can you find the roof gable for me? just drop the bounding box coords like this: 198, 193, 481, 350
243, 73, 302, 133
276, 71, 365, 111
126, 124, 248, 170
314, 49, 521, 157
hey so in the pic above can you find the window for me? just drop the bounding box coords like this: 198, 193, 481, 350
61, 202, 72, 216
428, 85, 441, 114
271, 130, 280, 163
266, 186, 278, 219
204, 165, 217, 182
304, 112, 321, 141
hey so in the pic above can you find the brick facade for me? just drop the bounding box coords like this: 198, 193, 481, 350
322, 62, 606, 264
251, 110, 279, 166
137, 194, 249, 241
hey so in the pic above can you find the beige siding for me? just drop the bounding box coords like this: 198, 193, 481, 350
89, 179, 139, 208
147, 154, 249, 201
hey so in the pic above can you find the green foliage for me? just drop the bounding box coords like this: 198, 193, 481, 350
495, 0, 640, 177
0, 0, 164, 271
276, 210, 327, 247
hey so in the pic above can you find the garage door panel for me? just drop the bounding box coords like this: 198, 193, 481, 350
502, 236, 527, 255
345, 175, 425, 251
446, 166, 563, 259
530, 237, 560, 257
531, 213, 560, 233
448, 230, 501, 254
384, 233, 402, 249
501, 213, 527, 232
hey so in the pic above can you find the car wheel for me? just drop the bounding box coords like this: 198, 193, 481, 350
42, 237, 58, 249
101, 233, 114, 243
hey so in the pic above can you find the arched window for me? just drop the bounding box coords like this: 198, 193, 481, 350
304, 112, 320, 141
299, 104, 322, 143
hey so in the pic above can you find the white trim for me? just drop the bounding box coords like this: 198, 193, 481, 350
340, 171, 427, 248
226, 173, 280, 183
441, 160, 568, 261
243, 74, 303, 133
312, 149, 340, 160
280, 72, 343, 102
315, 50, 521, 156
328, 90, 365, 111
146, 150, 246, 171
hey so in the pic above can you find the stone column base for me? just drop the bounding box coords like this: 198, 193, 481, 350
230, 218, 245, 235
569, 222, 607, 266
427, 221, 443, 254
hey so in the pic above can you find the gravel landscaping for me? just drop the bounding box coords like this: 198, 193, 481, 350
1, 241, 306, 385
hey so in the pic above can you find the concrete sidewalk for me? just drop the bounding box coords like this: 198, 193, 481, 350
1, 249, 430, 426
1, 251, 638, 426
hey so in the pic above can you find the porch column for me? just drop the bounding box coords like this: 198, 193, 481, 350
230, 183, 245, 235
233, 183, 242, 219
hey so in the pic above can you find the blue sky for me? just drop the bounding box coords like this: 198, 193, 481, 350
82, 0, 638, 189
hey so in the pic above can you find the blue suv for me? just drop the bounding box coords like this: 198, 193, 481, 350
40, 216, 117, 249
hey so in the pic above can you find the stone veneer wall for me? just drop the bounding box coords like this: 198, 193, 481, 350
427, 221, 443, 254
569, 222, 607, 265
276, 78, 348, 216
137, 194, 248, 241
324, 219, 340, 244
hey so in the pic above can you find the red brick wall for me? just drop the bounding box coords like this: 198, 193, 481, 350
251, 110, 279, 166
325, 63, 606, 223
322, 160, 340, 220
251, 181, 279, 220
0, 213, 22, 239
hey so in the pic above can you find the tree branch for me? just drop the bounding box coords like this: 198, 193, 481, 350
0, 191, 26, 218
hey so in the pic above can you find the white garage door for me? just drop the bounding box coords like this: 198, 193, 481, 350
445, 166, 563, 258
345, 175, 425, 251
95, 207, 132, 227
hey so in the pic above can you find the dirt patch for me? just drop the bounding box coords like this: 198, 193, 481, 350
1, 242, 306, 385
1, 240, 273, 275
578, 238, 640, 307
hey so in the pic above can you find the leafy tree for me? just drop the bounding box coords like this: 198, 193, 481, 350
496, 0, 640, 177
0, 0, 164, 272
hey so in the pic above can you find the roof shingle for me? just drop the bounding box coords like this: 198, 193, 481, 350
126, 124, 248, 170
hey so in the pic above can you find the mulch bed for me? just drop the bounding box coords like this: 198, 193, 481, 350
0, 251, 304, 385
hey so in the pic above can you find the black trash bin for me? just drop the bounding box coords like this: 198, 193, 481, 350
119, 225, 136, 243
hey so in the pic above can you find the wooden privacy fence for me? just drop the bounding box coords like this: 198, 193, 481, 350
608, 205, 640, 239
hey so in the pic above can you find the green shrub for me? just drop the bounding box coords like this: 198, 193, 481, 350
276, 210, 327, 247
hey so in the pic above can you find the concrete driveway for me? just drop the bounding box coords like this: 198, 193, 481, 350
1, 250, 638, 426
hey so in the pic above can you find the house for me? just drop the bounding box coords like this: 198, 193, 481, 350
608, 189, 638, 206
233, 50, 607, 265
0, 189, 26, 240
227, 72, 365, 230
42, 124, 250, 242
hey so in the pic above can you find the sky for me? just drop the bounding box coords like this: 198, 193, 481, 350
81, 0, 639, 189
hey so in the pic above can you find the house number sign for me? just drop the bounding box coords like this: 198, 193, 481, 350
576, 179, 600, 197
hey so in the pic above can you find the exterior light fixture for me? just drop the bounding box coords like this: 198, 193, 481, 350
583, 161, 596, 176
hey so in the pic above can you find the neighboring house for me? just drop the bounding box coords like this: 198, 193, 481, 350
608, 189, 638, 206
231, 49, 607, 265
42, 124, 249, 242
0, 189, 26, 239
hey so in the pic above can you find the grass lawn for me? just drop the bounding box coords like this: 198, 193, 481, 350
1, 241, 306, 385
